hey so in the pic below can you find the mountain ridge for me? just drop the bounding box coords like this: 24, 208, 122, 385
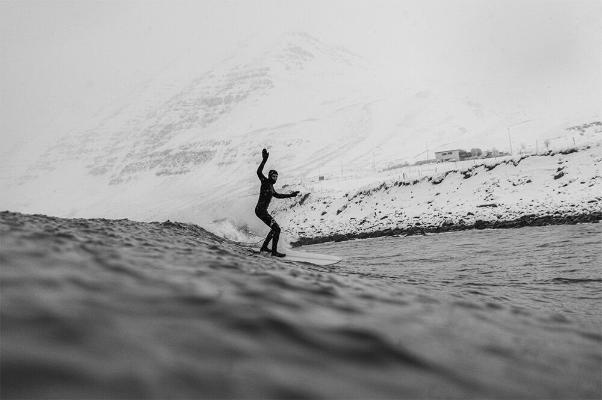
2, 32, 600, 230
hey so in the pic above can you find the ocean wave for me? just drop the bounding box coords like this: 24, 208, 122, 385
1, 211, 601, 399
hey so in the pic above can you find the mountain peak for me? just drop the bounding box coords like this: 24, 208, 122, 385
270, 32, 364, 70
228, 31, 364, 73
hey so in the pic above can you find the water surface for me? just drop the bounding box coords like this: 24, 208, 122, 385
1, 212, 601, 398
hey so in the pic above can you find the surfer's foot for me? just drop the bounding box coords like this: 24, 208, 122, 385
259, 246, 270, 253
271, 251, 286, 258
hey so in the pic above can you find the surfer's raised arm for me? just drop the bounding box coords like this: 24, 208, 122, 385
257, 148, 269, 181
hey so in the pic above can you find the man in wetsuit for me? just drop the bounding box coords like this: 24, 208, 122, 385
256, 148, 299, 257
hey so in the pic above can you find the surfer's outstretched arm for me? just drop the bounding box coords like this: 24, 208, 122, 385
257, 148, 268, 181
273, 190, 300, 199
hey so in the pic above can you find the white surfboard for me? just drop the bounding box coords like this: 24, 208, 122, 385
250, 248, 341, 266
283, 250, 341, 266
246, 232, 340, 266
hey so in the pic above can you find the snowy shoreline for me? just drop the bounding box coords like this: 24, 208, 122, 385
292, 211, 602, 246
274, 145, 602, 246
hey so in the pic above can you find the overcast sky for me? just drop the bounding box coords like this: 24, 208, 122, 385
1, 0, 601, 158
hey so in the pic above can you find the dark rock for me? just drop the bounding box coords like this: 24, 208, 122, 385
291, 211, 602, 246
298, 193, 310, 206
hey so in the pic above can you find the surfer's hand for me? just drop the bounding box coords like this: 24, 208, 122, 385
291, 191, 300, 197
262, 148, 269, 160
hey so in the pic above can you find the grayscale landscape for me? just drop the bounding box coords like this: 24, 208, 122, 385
1, 1, 601, 399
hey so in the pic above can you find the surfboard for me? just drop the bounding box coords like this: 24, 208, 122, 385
249, 249, 341, 266
283, 250, 341, 266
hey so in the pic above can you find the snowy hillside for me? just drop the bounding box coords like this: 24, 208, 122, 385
273, 144, 602, 244
2, 32, 600, 235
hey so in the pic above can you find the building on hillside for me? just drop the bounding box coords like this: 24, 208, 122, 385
470, 148, 483, 157
434, 149, 472, 162
485, 149, 503, 157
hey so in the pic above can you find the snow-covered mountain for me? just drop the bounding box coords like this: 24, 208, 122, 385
2, 32, 600, 235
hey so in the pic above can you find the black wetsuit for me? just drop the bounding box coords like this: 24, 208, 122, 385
255, 175, 291, 224
255, 159, 295, 252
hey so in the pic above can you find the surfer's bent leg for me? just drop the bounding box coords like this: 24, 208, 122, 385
255, 210, 285, 258
256, 209, 276, 251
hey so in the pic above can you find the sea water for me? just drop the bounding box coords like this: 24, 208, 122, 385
306, 224, 601, 331
1, 212, 601, 398
305, 224, 602, 397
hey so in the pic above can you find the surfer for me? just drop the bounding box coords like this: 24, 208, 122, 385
256, 148, 299, 257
